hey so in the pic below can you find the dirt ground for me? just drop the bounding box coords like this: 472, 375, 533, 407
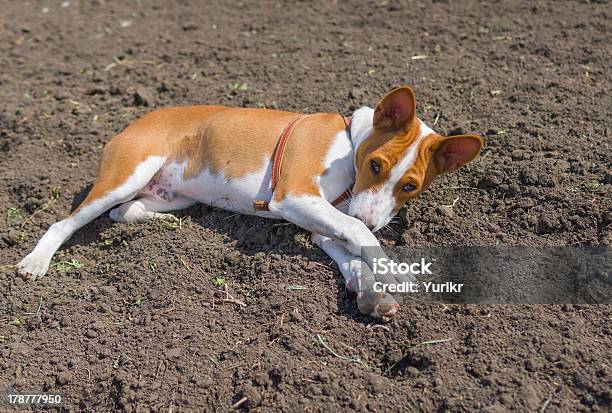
1, 0, 610, 411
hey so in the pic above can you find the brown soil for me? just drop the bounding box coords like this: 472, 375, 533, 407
1, 0, 610, 412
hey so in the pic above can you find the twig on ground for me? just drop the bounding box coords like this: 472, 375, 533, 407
104, 57, 156, 71
445, 186, 481, 191
441, 197, 460, 208
178, 256, 192, 272
316, 334, 362, 364
214, 284, 247, 307
367, 323, 390, 332
231, 397, 248, 410
539, 395, 553, 413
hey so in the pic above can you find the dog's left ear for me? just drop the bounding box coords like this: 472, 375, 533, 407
373, 86, 416, 132
433, 134, 484, 174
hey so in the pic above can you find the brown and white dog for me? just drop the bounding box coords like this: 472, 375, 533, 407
16, 86, 483, 318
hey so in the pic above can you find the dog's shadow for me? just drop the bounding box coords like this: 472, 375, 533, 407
64, 184, 394, 322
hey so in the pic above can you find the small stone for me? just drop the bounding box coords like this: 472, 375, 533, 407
478, 170, 505, 188
435, 205, 454, 218
603, 173, 612, 185
500, 393, 514, 405
481, 373, 498, 386
367, 372, 386, 394
388, 349, 404, 365
511, 149, 531, 161
109, 85, 122, 95
133, 86, 156, 106
100, 285, 117, 295
84, 329, 98, 339
524, 357, 543, 372
313, 372, 329, 383
98, 303, 111, 313
182, 23, 198, 31
405, 366, 420, 377
348, 88, 363, 100
85, 86, 107, 95
536, 215, 561, 235
289, 310, 303, 322
55, 371, 71, 385
519, 168, 539, 186
483, 402, 506, 413
199, 376, 214, 388
518, 384, 540, 410
556, 160, 570, 170
72, 103, 91, 115
166, 347, 182, 358
2, 230, 20, 246
507, 183, 520, 195
251, 373, 269, 387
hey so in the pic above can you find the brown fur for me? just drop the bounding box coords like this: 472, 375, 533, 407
272, 113, 348, 200
350, 85, 483, 212
73, 106, 347, 213
73, 86, 482, 219
352, 119, 421, 194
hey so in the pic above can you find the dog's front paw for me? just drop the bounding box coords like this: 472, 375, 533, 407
152, 213, 180, 222
354, 260, 400, 319
357, 287, 400, 319
16, 253, 50, 281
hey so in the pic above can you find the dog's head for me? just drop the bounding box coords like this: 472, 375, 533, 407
348, 86, 483, 231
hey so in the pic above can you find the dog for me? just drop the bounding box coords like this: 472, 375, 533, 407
16, 86, 483, 318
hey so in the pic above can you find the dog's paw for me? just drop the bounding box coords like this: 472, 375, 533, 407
16, 253, 50, 281
152, 212, 179, 222
372, 301, 400, 318
357, 288, 400, 319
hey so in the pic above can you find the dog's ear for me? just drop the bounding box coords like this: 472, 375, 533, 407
373, 86, 416, 132
433, 134, 483, 174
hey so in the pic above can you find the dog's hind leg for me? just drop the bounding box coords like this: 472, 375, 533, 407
109, 196, 195, 223
16, 155, 167, 280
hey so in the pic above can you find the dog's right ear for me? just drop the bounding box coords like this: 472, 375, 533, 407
373, 86, 416, 133
432, 134, 484, 174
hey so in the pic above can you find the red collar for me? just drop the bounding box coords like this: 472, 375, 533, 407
254, 114, 353, 211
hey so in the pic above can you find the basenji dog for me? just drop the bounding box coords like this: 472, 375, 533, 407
16, 86, 483, 318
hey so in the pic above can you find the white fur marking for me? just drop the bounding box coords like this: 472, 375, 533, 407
349, 116, 437, 231
349, 107, 375, 166
156, 156, 279, 219
16, 156, 166, 279
319, 130, 355, 206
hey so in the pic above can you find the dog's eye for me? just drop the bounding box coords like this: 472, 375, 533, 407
370, 159, 381, 175
402, 183, 417, 193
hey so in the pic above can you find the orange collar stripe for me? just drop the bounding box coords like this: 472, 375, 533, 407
253, 115, 353, 211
